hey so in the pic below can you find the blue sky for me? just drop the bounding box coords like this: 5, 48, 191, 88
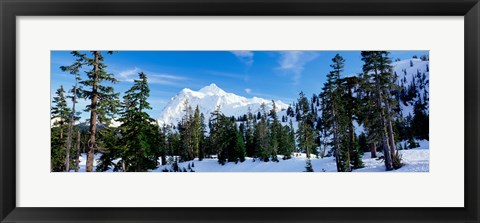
51, 50, 428, 122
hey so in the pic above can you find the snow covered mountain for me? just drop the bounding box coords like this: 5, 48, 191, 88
158, 83, 289, 126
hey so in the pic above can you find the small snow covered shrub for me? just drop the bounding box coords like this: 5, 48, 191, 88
304, 159, 314, 172
392, 150, 403, 170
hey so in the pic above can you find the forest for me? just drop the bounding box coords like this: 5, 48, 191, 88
51, 51, 429, 172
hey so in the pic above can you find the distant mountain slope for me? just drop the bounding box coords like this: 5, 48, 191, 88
392, 58, 429, 116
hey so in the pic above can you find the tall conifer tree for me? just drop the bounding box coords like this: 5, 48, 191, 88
117, 72, 157, 171
80, 51, 120, 172
60, 51, 85, 171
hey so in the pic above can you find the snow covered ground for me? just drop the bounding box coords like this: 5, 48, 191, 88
75, 140, 428, 172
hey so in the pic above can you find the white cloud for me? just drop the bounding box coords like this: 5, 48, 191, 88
243, 88, 294, 104
276, 51, 318, 83
117, 67, 189, 86
118, 67, 141, 82
231, 51, 254, 66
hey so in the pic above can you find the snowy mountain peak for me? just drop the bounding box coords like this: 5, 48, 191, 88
198, 83, 226, 95
158, 84, 289, 126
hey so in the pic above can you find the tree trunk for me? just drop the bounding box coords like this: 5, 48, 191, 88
384, 98, 397, 156
382, 135, 392, 170
346, 81, 355, 171
65, 79, 78, 172
332, 110, 341, 172
75, 130, 80, 172
370, 142, 377, 158
374, 66, 393, 171
86, 51, 100, 172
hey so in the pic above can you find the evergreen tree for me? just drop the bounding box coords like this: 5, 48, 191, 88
360, 51, 401, 170
341, 76, 363, 169
51, 85, 71, 139
412, 98, 429, 140
304, 159, 314, 172
96, 126, 121, 172
280, 123, 295, 159
60, 51, 85, 171
358, 132, 369, 153
178, 100, 195, 161
245, 107, 256, 158
80, 51, 120, 172
209, 106, 230, 165
117, 72, 157, 172
198, 112, 207, 161
233, 123, 246, 163
268, 101, 281, 162
296, 92, 317, 159
51, 86, 71, 171
319, 54, 350, 171
254, 103, 270, 162
192, 106, 204, 160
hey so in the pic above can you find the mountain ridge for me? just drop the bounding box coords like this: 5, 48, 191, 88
158, 83, 289, 126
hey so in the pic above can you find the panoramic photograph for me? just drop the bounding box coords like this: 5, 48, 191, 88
51, 51, 429, 172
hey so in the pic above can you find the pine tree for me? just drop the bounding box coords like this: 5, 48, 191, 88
245, 107, 256, 158
51, 85, 71, 139
96, 126, 121, 172
268, 101, 281, 162
360, 51, 401, 170
80, 51, 120, 172
254, 103, 270, 162
412, 98, 429, 140
198, 113, 207, 161
178, 100, 195, 161
280, 123, 295, 160
60, 51, 85, 171
296, 92, 317, 159
234, 123, 246, 162
304, 159, 314, 172
319, 54, 350, 171
342, 76, 363, 169
209, 106, 229, 165
192, 106, 203, 160
117, 72, 157, 172
51, 85, 71, 171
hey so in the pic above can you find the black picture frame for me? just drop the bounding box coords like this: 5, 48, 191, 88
1, 0, 479, 222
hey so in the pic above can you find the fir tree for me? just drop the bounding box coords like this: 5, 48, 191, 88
80, 51, 120, 172
254, 103, 270, 162
60, 51, 85, 171
296, 92, 317, 159
51, 85, 71, 171
234, 123, 246, 162
268, 101, 281, 162
178, 100, 195, 161
245, 107, 256, 158
51, 85, 71, 139
117, 72, 157, 172
192, 106, 204, 160
342, 76, 363, 169
209, 106, 230, 165
360, 51, 401, 170
304, 159, 314, 172
319, 54, 350, 171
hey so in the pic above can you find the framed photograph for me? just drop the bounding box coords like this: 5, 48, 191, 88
1, 0, 479, 222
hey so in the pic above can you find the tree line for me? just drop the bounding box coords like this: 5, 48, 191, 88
51, 51, 429, 172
